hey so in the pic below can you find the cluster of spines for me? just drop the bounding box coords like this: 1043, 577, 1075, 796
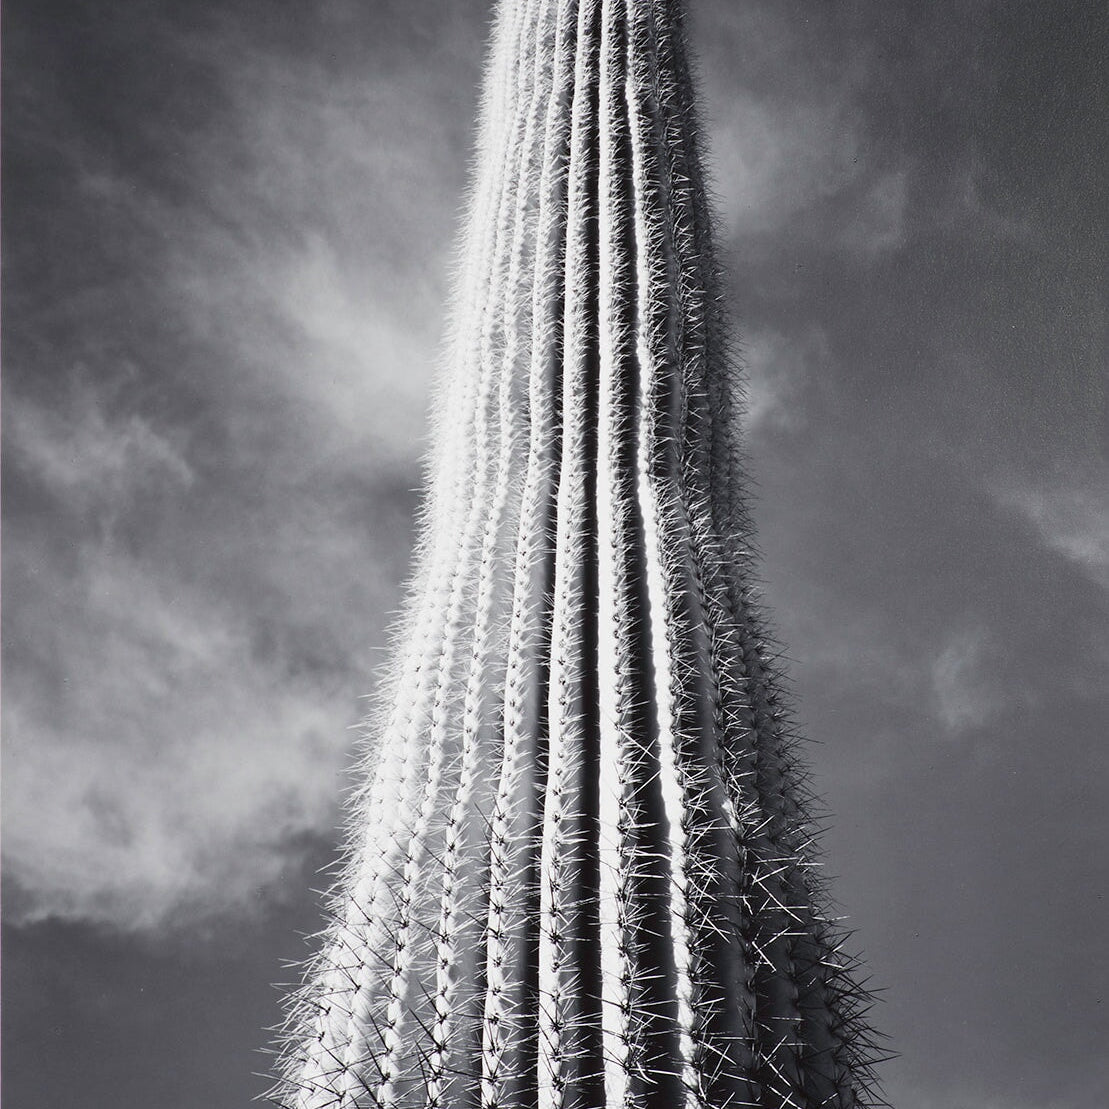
268, 1, 885, 1107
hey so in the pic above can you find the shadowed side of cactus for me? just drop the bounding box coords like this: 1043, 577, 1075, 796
271, 1, 884, 1106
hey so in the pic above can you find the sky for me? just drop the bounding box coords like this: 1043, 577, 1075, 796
2, 0, 1107, 1106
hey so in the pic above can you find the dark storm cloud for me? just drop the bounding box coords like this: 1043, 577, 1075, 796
3, 1, 1106, 1107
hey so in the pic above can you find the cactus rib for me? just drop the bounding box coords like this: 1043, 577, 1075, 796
271, 3, 884, 1107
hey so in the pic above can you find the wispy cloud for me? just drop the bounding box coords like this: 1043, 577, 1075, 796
708, 95, 864, 238
741, 325, 830, 434
995, 471, 1109, 590
839, 168, 909, 255
3, 364, 411, 931
2, 5, 463, 931
930, 626, 1000, 734
7, 374, 195, 513
696, 2, 910, 258
3, 538, 345, 931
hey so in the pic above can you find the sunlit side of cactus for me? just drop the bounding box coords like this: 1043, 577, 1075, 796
272, 1, 882, 1106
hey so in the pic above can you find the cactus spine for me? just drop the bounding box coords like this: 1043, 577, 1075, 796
273, 1, 882, 1106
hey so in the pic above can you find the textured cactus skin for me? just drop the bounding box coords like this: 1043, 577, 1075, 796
272, 2, 882, 1106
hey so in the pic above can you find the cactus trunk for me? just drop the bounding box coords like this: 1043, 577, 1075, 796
273, 1, 881, 1106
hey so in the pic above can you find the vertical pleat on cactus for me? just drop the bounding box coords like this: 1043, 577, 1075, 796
271, 1, 883, 1106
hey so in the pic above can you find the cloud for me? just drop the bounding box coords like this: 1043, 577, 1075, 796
994, 469, 1109, 589
1, 5, 466, 931
839, 168, 909, 255
942, 157, 1039, 243
143, 23, 469, 474
6, 373, 194, 515
708, 95, 864, 238
2, 530, 351, 932
741, 325, 830, 434
4, 359, 415, 933
235, 231, 435, 465
2, 368, 399, 931
694, 1, 910, 258
930, 627, 1000, 734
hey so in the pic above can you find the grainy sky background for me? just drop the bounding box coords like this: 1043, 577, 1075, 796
3, 1, 1107, 1106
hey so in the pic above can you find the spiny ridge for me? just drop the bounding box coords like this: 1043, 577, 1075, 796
270, 2, 885, 1107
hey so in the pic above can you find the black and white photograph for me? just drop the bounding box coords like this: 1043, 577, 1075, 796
3, 1, 1107, 1106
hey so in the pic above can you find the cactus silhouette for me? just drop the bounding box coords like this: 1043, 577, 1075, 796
272, 1, 882, 1106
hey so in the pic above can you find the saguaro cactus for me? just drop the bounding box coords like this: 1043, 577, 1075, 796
273, 1, 881, 1107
